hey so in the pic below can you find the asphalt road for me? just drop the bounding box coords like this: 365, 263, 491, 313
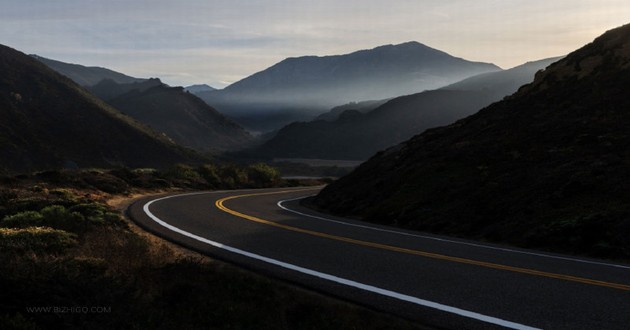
129, 187, 630, 330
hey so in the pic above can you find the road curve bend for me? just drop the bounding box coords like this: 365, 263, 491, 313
128, 187, 630, 330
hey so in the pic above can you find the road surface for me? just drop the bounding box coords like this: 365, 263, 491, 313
129, 187, 630, 330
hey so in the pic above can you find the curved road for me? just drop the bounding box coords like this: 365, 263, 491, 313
129, 187, 630, 330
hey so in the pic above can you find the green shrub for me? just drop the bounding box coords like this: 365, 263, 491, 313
1, 211, 45, 228
48, 188, 75, 200
0, 227, 77, 254
198, 164, 222, 188
165, 164, 203, 182
220, 165, 248, 188
1, 202, 124, 233
41, 205, 86, 230
247, 163, 281, 188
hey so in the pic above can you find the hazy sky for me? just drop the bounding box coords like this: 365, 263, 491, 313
2, 1, 630, 87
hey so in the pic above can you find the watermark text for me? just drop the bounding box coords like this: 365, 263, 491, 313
26, 306, 111, 314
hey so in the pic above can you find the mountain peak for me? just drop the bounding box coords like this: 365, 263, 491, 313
208, 42, 500, 132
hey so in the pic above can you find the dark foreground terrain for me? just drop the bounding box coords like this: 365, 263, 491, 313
0, 168, 422, 330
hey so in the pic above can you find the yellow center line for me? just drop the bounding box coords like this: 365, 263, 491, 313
215, 190, 630, 291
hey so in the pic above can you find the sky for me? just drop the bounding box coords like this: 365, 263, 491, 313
2, 0, 630, 88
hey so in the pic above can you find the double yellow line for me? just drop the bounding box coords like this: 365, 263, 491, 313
216, 190, 630, 291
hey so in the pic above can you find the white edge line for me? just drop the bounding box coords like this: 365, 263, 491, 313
142, 192, 540, 330
278, 196, 630, 270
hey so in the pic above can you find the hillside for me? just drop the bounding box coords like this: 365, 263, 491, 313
0, 44, 202, 173
32, 55, 144, 86
248, 90, 495, 160
248, 57, 557, 160
441, 56, 563, 97
89, 78, 163, 101
101, 81, 252, 153
199, 42, 500, 132
313, 24, 630, 258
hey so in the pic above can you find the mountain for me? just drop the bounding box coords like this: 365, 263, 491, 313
247, 57, 558, 160
247, 90, 495, 160
185, 84, 216, 94
96, 80, 252, 153
441, 56, 563, 97
313, 24, 630, 258
0, 44, 202, 173
199, 42, 500, 132
31, 55, 145, 86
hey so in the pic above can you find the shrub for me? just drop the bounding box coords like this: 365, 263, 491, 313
165, 164, 203, 182
247, 163, 281, 188
0, 227, 78, 254
84, 175, 129, 194
1, 211, 45, 228
198, 164, 222, 188
220, 165, 248, 188
40, 205, 86, 231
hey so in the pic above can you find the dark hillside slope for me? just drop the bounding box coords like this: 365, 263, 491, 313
0, 44, 201, 172
89, 78, 163, 101
250, 90, 494, 160
441, 56, 563, 97
32, 55, 144, 86
314, 24, 630, 258
106, 83, 252, 152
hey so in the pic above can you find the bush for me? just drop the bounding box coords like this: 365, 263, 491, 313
165, 164, 203, 182
39, 205, 90, 232
247, 163, 281, 188
84, 175, 129, 194
220, 165, 248, 188
0, 227, 77, 254
197, 164, 222, 188
1, 203, 125, 233
1, 211, 45, 228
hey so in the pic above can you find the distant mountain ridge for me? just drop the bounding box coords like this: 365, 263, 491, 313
31, 55, 145, 86
247, 57, 559, 160
185, 84, 216, 94
199, 41, 501, 132
314, 24, 630, 258
96, 80, 253, 153
89, 78, 163, 101
1, 45, 202, 173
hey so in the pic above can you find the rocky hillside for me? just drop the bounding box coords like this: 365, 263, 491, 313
314, 24, 630, 258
